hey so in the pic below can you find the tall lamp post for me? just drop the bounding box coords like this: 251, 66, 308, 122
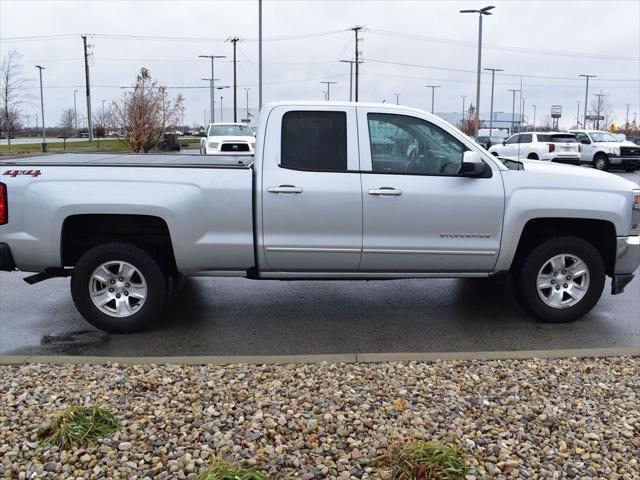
425, 85, 441, 114
484, 68, 502, 136
393, 93, 400, 105
532, 104, 537, 130
244, 87, 251, 122
35, 65, 47, 152
508, 89, 520, 134
199, 55, 226, 123
461, 95, 467, 128
579, 74, 596, 131
73, 89, 78, 136
460, 5, 495, 139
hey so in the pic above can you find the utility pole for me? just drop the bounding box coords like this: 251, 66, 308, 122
350, 26, 364, 102
220, 96, 223, 122
579, 74, 596, 132
595, 93, 606, 130
321, 81, 338, 101
198, 55, 225, 124
461, 95, 467, 127
226, 37, 242, 122
35, 65, 47, 152
394, 93, 400, 105
484, 68, 502, 136
82, 35, 93, 141
203, 110, 206, 128
521, 97, 526, 128
576, 101, 580, 128
460, 6, 495, 139
73, 89, 78, 136
244, 87, 251, 122
508, 89, 519, 134
425, 85, 441, 114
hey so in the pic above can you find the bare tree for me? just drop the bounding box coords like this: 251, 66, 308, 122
110, 68, 184, 153
59, 108, 75, 138
0, 49, 32, 152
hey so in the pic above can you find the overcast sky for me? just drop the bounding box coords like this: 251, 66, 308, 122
1, 0, 639, 129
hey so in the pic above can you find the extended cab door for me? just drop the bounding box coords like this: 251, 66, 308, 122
260, 106, 362, 272
357, 107, 504, 273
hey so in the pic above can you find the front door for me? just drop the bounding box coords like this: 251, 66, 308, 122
357, 108, 504, 273
260, 106, 362, 272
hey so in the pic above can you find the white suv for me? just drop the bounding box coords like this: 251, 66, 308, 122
568, 130, 640, 172
488, 132, 581, 165
200, 123, 256, 155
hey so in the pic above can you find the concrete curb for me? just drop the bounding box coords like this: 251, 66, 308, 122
1, 347, 638, 366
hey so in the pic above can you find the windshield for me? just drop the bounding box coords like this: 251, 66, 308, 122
537, 134, 577, 143
589, 131, 617, 142
208, 124, 253, 137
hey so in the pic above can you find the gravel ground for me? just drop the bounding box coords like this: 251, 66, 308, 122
1, 357, 638, 479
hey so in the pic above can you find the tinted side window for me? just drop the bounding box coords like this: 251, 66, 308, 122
505, 135, 520, 144
367, 113, 466, 175
281, 111, 347, 171
519, 134, 532, 143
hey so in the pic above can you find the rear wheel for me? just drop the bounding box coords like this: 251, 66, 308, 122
71, 243, 168, 333
514, 236, 605, 323
593, 153, 609, 171
527, 153, 539, 160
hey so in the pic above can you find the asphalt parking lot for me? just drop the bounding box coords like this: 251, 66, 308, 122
0, 170, 638, 358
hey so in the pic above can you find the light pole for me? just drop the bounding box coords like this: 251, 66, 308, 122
199, 55, 226, 124
35, 65, 47, 152
321, 81, 338, 101
244, 87, 251, 122
594, 93, 606, 130
394, 93, 400, 105
521, 97, 526, 128
508, 89, 519, 134
425, 85, 441, 114
576, 101, 580, 128
484, 68, 502, 136
625, 103, 630, 129
461, 95, 467, 128
532, 104, 537, 131
220, 96, 223, 122
73, 89, 78, 136
340, 60, 354, 101
579, 74, 596, 132
460, 5, 495, 139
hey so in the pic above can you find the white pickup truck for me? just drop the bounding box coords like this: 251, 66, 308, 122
199, 122, 255, 155
1, 102, 639, 332
569, 130, 640, 172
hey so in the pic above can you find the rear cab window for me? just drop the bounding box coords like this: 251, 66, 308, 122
538, 134, 577, 143
281, 111, 347, 172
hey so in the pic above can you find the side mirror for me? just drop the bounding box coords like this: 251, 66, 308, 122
580, 139, 591, 145
501, 140, 506, 145
460, 151, 488, 177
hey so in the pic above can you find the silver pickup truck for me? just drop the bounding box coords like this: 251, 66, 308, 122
1, 102, 639, 332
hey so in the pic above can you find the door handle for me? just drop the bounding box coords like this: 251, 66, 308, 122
267, 185, 303, 194
368, 187, 403, 196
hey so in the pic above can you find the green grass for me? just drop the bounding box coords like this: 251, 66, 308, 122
36, 405, 118, 449
0, 138, 131, 155
389, 441, 470, 480
196, 461, 268, 480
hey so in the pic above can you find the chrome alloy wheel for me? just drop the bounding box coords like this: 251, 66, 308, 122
536, 254, 590, 309
89, 261, 147, 317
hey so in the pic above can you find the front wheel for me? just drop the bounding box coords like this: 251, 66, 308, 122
513, 236, 605, 323
593, 153, 609, 171
71, 243, 168, 333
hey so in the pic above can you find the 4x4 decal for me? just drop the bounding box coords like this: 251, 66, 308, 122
2, 169, 42, 178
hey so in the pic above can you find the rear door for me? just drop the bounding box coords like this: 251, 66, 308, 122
260, 106, 362, 272
357, 107, 504, 273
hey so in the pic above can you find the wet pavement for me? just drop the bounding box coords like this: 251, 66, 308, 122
0, 171, 638, 357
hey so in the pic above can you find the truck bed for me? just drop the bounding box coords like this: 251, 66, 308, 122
0, 153, 253, 168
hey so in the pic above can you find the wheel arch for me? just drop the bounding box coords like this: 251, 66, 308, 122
510, 217, 617, 276
61, 214, 177, 273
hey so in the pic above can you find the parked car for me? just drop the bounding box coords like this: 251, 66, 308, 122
569, 130, 640, 172
477, 135, 504, 150
488, 132, 582, 165
625, 136, 640, 146
200, 122, 255, 155
1, 101, 638, 332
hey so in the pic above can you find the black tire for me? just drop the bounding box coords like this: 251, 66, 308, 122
593, 153, 609, 171
527, 153, 539, 160
513, 236, 605, 323
71, 242, 168, 333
